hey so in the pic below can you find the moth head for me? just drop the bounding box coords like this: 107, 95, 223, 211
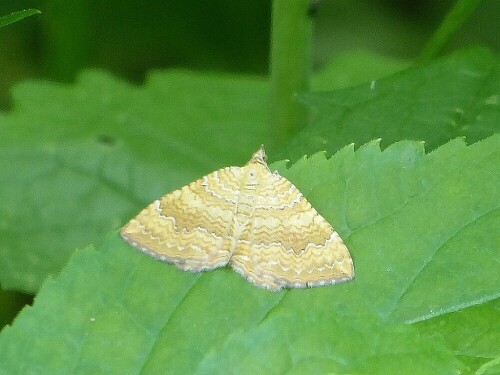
250, 145, 268, 166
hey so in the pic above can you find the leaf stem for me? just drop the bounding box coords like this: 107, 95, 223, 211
418, 0, 483, 63
269, 0, 313, 148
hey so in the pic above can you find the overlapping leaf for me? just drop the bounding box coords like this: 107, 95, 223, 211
280, 47, 499, 161
0, 47, 498, 374
1, 48, 497, 293
0, 71, 269, 291
1, 134, 498, 374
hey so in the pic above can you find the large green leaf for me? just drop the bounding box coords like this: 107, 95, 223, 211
0, 47, 497, 296
0, 71, 269, 292
279, 47, 499, 161
0, 134, 498, 374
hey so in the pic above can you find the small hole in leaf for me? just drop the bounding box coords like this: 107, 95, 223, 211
97, 134, 115, 146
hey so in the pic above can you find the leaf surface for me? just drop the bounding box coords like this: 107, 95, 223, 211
1, 134, 498, 374
280, 47, 499, 161
0, 71, 268, 291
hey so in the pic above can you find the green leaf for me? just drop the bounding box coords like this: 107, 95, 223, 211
279, 47, 499, 161
416, 299, 500, 361
474, 358, 500, 375
0, 71, 269, 292
1, 134, 498, 374
276, 135, 500, 323
0, 48, 498, 295
0, 9, 40, 29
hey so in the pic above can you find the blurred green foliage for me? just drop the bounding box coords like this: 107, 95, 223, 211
0, 8, 39, 29
1, 0, 499, 108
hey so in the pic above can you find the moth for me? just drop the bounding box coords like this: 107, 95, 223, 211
121, 147, 354, 291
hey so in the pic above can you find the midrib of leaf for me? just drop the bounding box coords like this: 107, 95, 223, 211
135, 275, 201, 375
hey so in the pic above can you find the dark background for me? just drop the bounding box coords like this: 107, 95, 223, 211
1, 0, 499, 109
